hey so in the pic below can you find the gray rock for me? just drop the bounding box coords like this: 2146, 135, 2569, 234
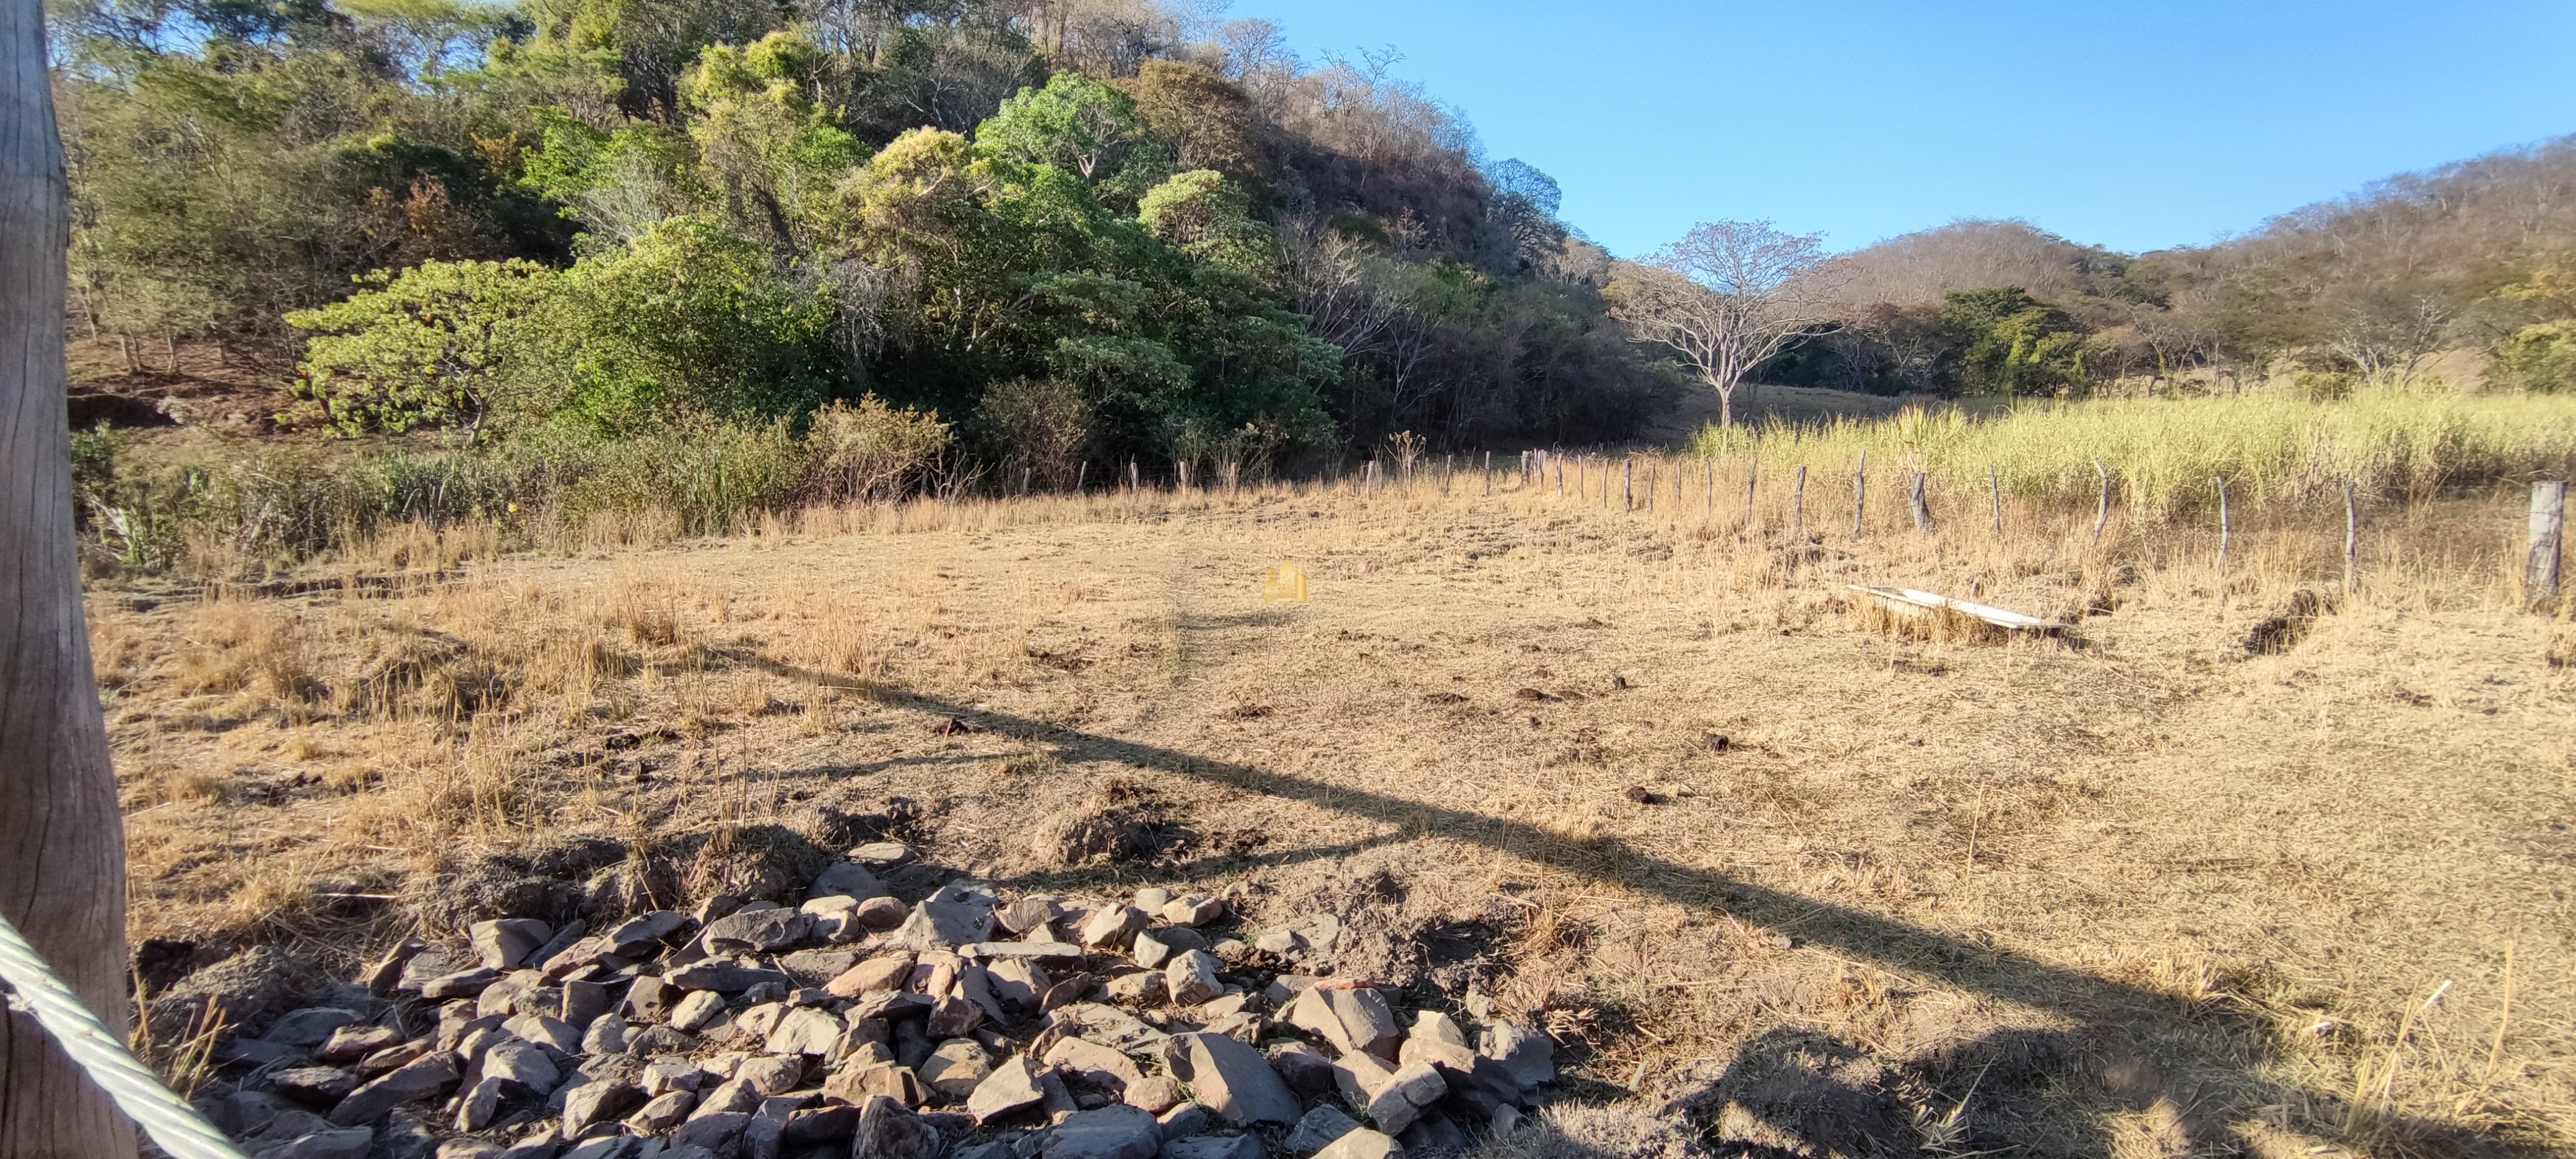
892, 883, 998, 951
562, 979, 614, 1026
1130, 932, 1172, 970
582, 1012, 631, 1054
1132, 889, 1173, 913
482, 1040, 560, 1094
852, 1097, 941, 1159
221, 1037, 307, 1069
539, 935, 621, 980
1154, 1105, 1216, 1142
473, 919, 554, 970
664, 962, 791, 992
265, 1008, 362, 1048
785, 1103, 863, 1145
1361, 1063, 1444, 1138
1264, 1043, 1334, 1096
497, 1127, 563, 1159
1162, 1033, 1298, 1127
455, 1077, 505, 1132
705, 908, 816, 953
918, 1040, 990, 1100
1286, 1106, 1362, 1156
326, 1053, 459, 1126
1043, 1038, 1144, 1093
1160, 897, 1225, 927
766, 1006, 846, 1057
736, 1055, 806, 1095
813, 863, 886, 901
1396, 1116, 1464, 1154
777, 948, 865, 988
1123, 1077, 1181, 1116
669, 1107, 752, 1153
272, 1066, 360, 1106
624, 975, 677, 1023
420, 968, 500, 1000
559, 1139, 632, 1159
1158, 1136, 1261, 1159
395, 949, 464, 993
1045, 1105, 1161, 1159
253, 1127, 375, 1159
438, 1140, 505, 1159
1078, 906, 1147, 950
1103, 972, 1165, 1005
560, 1079, 646, 1135
624, 1090, 698, 1133
694, 1078, 764, 1118
502, 1013, 582, 1054
1286, 988, 1398, 1061
967, 1055, 1047, 1124
994, 898, 1059, 935
1310, 1131, 1400, 1159
1164, 953, 1222, 1007
316, 1024, 402, 1064
606, 911, 692, 957
526, 921, 590, 973
625, 1024, 698, 1056
668, 989, 728, 1033
927, 995, 983, 1038
849, 843, 914, 866
1476, 1023, 1552, 1090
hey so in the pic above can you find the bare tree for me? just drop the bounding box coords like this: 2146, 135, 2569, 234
2, 0, 134, 1150
1609, 220, 1840, 427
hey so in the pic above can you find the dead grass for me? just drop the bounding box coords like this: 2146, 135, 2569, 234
85, 466, 2575, 1156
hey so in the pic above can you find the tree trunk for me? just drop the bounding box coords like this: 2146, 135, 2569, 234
1, 0, 136, 1152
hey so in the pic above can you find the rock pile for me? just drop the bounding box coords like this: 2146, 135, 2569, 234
189, 848, 1554, 1159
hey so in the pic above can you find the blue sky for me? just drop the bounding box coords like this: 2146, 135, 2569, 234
1222, 0, 2576, 259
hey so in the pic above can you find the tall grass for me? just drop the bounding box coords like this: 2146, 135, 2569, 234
1687, 388, 2576, 518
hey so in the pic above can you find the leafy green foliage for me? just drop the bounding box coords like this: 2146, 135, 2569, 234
1936, 287, 2098, 397
287, 259, 555, 435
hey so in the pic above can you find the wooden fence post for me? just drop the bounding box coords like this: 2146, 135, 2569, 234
1793, 466, 1807, 540
2530, 480, 2565, 608
1645, 462, 1656, 512
1988, 465, 2003, 537
1853, 450, 1867, 539
1908, 470, 1934, 534
2092, 459, 2111, 546
2215, 475, 2230, 573
1744, 462, 1758, 527
1622, 459, 1633, 511
2343, 480, 2360, 594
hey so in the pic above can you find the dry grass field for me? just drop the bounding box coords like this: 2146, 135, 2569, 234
86, 462, 2575, 1158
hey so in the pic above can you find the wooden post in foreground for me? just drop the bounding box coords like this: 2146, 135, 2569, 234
1, 0, 137, 1145
1908, 470, 1934, 534
1622, 459, 1633, 511
1988, 466, 2003, 537
2531, 481, 2567, 609
2343, 481, 2361, 595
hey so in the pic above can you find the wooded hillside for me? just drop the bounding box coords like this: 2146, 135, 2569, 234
54, 0, 1671, 470
1779, 138, 2576, 397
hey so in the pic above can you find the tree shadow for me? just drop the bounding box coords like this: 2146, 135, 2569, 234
742, 653, 2531, 1158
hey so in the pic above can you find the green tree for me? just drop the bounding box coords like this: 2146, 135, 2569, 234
1936, 286, 2097, 396
285, 258, 557, 436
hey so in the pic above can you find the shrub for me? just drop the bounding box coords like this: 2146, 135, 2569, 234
804, 395, 954, 503
285, 259, 555, 436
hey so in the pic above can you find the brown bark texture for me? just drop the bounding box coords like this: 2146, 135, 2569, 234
0, 0, 137, 1152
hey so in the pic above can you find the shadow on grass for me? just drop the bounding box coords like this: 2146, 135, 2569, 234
748, 652, 2528, 1158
